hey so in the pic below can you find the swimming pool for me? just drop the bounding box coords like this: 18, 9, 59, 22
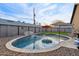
6, 34, 70, 53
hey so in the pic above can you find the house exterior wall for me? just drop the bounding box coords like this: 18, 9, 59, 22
72, 4, 79, 32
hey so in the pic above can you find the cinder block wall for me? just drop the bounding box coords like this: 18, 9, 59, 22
0, 24, 72, 37
0, 25, 18, 37
0, 25, 7, 37
0, 25, 42, 37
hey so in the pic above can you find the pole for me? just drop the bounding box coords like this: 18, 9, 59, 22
33, 8, 36, 33
59, 25, 60, 42
33, 8, 36, 49
33, 8, 35, 25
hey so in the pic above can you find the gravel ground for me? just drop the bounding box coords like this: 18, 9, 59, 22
0, 36, 79, 56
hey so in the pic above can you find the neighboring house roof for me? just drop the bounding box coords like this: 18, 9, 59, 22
51, 20, 72, 29
51, 20, 64, 25
51, 21, 72, 26
0, 18, 41, 27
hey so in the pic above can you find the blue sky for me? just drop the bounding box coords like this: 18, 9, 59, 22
0, 3, 74, 25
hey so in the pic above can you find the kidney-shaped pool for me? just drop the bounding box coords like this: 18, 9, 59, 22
6, 34, 70, 53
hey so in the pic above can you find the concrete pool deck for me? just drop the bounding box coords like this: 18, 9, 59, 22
60, 37, 77, 49
0, 35, 79, 56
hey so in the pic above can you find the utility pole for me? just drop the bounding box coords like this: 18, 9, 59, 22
33, 8, 36, 49
33, 8, 36, 33
33, 8, 36, 25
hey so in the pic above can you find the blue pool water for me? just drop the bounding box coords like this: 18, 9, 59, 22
12, 35, 41, 48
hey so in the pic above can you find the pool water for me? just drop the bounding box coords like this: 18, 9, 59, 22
12, 35, 41, 48
12, 34, 69, 50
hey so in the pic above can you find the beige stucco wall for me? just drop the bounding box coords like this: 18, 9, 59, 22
72, 5, 79, 32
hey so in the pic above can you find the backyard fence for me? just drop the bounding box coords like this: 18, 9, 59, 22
0, 24, 72, 37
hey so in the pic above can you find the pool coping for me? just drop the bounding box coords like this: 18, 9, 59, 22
5, 34, 71, 53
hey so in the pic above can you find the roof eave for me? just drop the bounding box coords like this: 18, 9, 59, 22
70, 4, 77, 24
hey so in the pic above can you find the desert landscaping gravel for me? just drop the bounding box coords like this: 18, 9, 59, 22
0, 36, 79, 56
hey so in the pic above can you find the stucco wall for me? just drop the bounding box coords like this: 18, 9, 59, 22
72, 4, 79, 32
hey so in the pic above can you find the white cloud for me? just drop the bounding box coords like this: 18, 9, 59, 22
38, 4, 57, 16
0, 3, 74, 25
35, 4, 74, 25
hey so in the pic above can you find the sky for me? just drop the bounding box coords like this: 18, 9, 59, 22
0, 3, 74, 25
